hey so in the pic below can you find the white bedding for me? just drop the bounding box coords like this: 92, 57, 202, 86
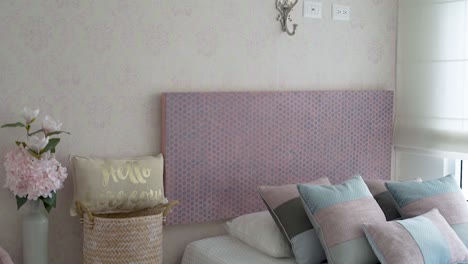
181, 236, 297, 264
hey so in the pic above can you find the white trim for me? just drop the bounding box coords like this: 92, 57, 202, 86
394, 146, 468, 160
391, 148, 396, 181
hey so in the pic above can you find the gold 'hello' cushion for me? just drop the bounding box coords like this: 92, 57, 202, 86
69, 154, 165, 216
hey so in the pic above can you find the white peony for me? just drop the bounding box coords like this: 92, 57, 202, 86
42, 115, 62, 134
27, 135, 49, 153
22, 107, 39, 124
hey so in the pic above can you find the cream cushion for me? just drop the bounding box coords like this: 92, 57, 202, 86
70, 154, 164, 215
225, 211, 292, 258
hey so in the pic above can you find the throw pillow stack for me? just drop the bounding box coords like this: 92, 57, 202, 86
248, 174, 468, 264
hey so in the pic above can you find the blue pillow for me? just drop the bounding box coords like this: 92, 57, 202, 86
298, 176, 385, 264
386, 175, 468, 246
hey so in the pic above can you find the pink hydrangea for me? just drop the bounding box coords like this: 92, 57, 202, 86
3, 146, 67, 200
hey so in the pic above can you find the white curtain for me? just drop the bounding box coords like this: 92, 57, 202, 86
395, 0, 468, 154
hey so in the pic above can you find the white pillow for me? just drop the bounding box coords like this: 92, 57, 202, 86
225, 211, 292, 258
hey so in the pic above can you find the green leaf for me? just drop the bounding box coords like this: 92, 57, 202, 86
15, 141, 27, 147
1, 122, 25, 128
29, 129, 44, 136
40, 194, 56, 213
41, 193, 56, 207
43, 203, 53, 213
27, 149, 41, 159
16, 196, 28, 210
46, 131, 70, 136
40, 138, 60, 154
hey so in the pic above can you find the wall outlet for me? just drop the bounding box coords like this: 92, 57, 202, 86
332, 4, 350, 21
304, 1, 322, 19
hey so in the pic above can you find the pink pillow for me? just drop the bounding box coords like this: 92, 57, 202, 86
0, 246, 13, 264
363, 209, 468, 264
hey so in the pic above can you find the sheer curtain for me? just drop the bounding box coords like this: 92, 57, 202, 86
394, 0, 468, 154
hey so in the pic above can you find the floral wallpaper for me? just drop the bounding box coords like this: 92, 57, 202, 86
0, 0, 397, 263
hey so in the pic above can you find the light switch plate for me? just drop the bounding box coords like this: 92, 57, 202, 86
304, 1, 322, 19
332, 4, 350, 21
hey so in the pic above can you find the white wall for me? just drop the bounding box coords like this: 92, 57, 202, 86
0, 1, 397, 263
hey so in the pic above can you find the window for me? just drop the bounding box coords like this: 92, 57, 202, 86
396, 0, 468, 197
456, 160, 468, 199
395, 0, 468, 154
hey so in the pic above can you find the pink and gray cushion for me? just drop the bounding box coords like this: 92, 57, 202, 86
258, 177, 330, 264
365, 178, 422, 221
385, 174, 468, 246
363, 209, 468, 264
298, 176, 385, 264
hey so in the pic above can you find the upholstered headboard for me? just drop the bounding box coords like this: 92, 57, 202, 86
162, 91, 393, 225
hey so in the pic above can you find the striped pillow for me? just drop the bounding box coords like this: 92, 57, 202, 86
258, 177, 329, 264
298, 176, 385, 264
385, 174, 468, 246
363, 209, 468, 264
365, 178, 422, 221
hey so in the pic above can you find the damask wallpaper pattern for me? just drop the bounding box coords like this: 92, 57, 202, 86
0, 0, 397, 263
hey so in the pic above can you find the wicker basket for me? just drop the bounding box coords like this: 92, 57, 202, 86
76, 201, 178, 264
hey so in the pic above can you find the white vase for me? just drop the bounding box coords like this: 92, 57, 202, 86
22, 200, 48, 264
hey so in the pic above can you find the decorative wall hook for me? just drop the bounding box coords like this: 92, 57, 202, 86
276, 0, 298, 36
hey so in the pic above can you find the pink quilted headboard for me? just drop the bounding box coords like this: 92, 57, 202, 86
162, 91, 394, 225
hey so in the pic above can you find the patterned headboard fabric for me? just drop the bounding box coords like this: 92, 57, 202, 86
162, 91, 394, 225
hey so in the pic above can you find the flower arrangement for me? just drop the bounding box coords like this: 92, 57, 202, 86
2, 108, 69, 212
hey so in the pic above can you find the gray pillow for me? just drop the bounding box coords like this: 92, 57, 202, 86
258, 178, 330, 264
364, 178, 422, 221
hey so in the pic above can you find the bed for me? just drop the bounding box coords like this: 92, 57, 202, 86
181, 236, 297, 264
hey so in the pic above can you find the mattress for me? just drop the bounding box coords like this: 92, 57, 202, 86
181, 236, 297, 264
